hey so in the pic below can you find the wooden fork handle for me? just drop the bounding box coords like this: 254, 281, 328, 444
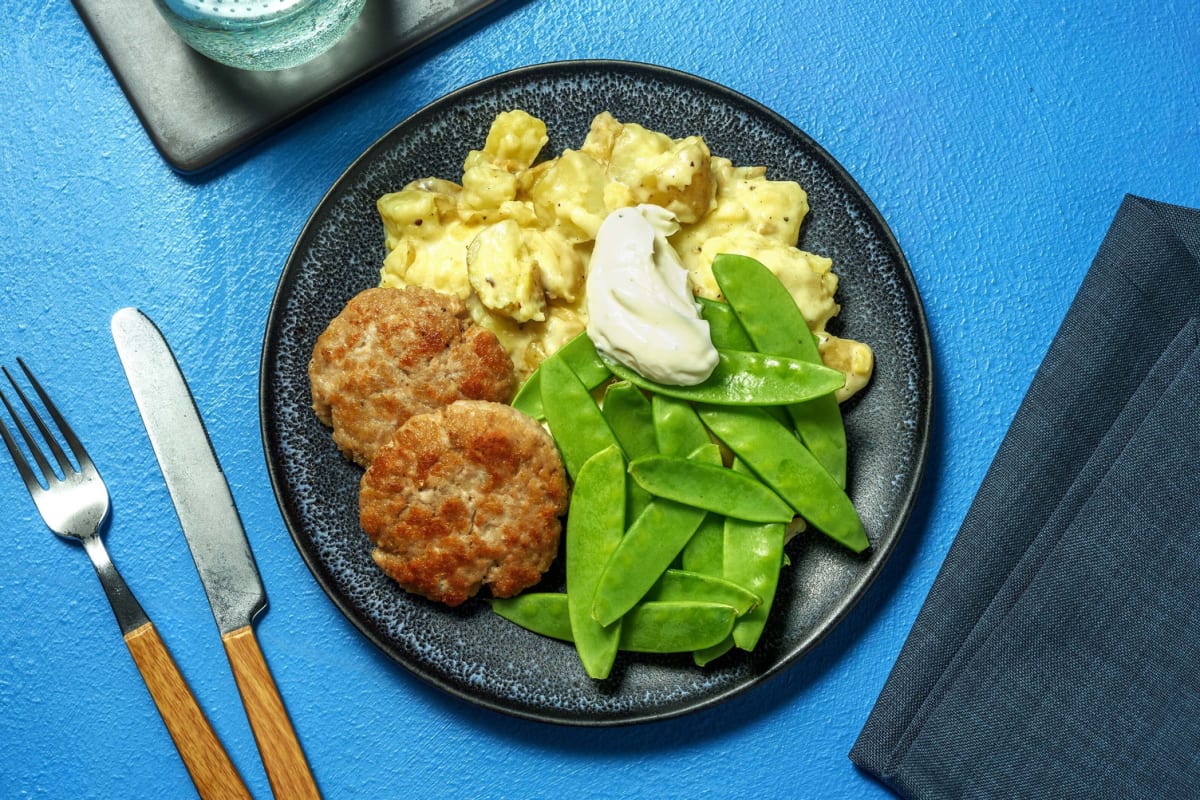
123, 622, 252, 800
222, 625, 322, 799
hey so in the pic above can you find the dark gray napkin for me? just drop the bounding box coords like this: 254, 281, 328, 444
851, 195, 1200, 799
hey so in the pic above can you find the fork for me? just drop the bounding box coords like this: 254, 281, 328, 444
0, 359, 251, 800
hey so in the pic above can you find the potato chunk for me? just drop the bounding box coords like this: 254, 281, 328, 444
467, 220, 547, 323
820, 334, 875, 403
481, 109, 548, 171
605, 123, 717, 224
377, 180, 459, 250
530, 149, 610, 242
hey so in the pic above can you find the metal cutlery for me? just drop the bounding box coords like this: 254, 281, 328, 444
0, 359, 251, 800
112, 307, 321, 800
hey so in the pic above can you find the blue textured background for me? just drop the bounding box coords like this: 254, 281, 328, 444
1, 2, 1197, 798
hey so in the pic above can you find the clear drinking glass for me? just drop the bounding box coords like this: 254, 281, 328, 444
154, 0, 367, 71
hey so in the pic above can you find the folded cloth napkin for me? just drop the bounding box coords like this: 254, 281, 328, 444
851, 195, 1200, 799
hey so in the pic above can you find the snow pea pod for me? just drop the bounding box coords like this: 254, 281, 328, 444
723, 459, 786, 651
600, 381, 657, 525
513, 331, 612, 419
565, 445, 626, 679
724, 516, 785, 651
648, 394, 721, 573
678, 512, 734, 664
602, 382, 657, 459
620, 601, 738, 652
697, 296, 754, 351
651, 394, 710, 456
492, 593, 574, 641
712, 253, 848, 487
540, 355, 620, 480
602, 349, 843, 406
601, 381, 656, 525
492, 595, 739, 653
592, 500, 707, 626
645, 568, 760, 615
511, 379, 543, 419
699, 405, 869, 553
681, 511, 724, 577
629, 455, 795, 523
693, 637, 735, 667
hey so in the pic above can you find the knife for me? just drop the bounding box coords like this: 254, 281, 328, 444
111, 307, 321, 800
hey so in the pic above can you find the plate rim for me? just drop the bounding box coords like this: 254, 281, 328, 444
259, 57, 933, 726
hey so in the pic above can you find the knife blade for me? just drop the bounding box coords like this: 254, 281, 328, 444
111, 307, 321, 800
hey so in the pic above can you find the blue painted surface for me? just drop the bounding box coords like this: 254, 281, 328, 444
1, 2, 1197, 798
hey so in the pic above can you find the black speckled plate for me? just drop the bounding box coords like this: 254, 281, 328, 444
260, 60, 932, 726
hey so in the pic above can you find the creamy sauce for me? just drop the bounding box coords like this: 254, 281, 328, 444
585, 205, 719, 385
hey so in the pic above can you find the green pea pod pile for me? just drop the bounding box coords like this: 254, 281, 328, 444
492, 253, 869, 678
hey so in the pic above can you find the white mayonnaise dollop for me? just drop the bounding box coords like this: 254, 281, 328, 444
585, 205, 719, 385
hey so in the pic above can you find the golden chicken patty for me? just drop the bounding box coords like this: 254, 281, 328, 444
359, 400, 568, 607
309, 285, 516, 467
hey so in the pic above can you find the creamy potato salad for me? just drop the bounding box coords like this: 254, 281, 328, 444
376, 109, 872, 399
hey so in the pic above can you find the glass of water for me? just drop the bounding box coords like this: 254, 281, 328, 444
154, 0, 367, 71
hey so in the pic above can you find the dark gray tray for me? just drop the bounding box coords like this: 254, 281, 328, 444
71, 0, 503, 174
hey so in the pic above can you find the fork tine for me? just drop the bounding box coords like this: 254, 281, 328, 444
1, 361, 77, 490
16, 358, 94, 475
2, 367, 57, 480
0, 384, 44, 495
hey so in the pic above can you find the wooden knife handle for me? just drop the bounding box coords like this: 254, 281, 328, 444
222, 625, 321, 799
123, 622, 251, 800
